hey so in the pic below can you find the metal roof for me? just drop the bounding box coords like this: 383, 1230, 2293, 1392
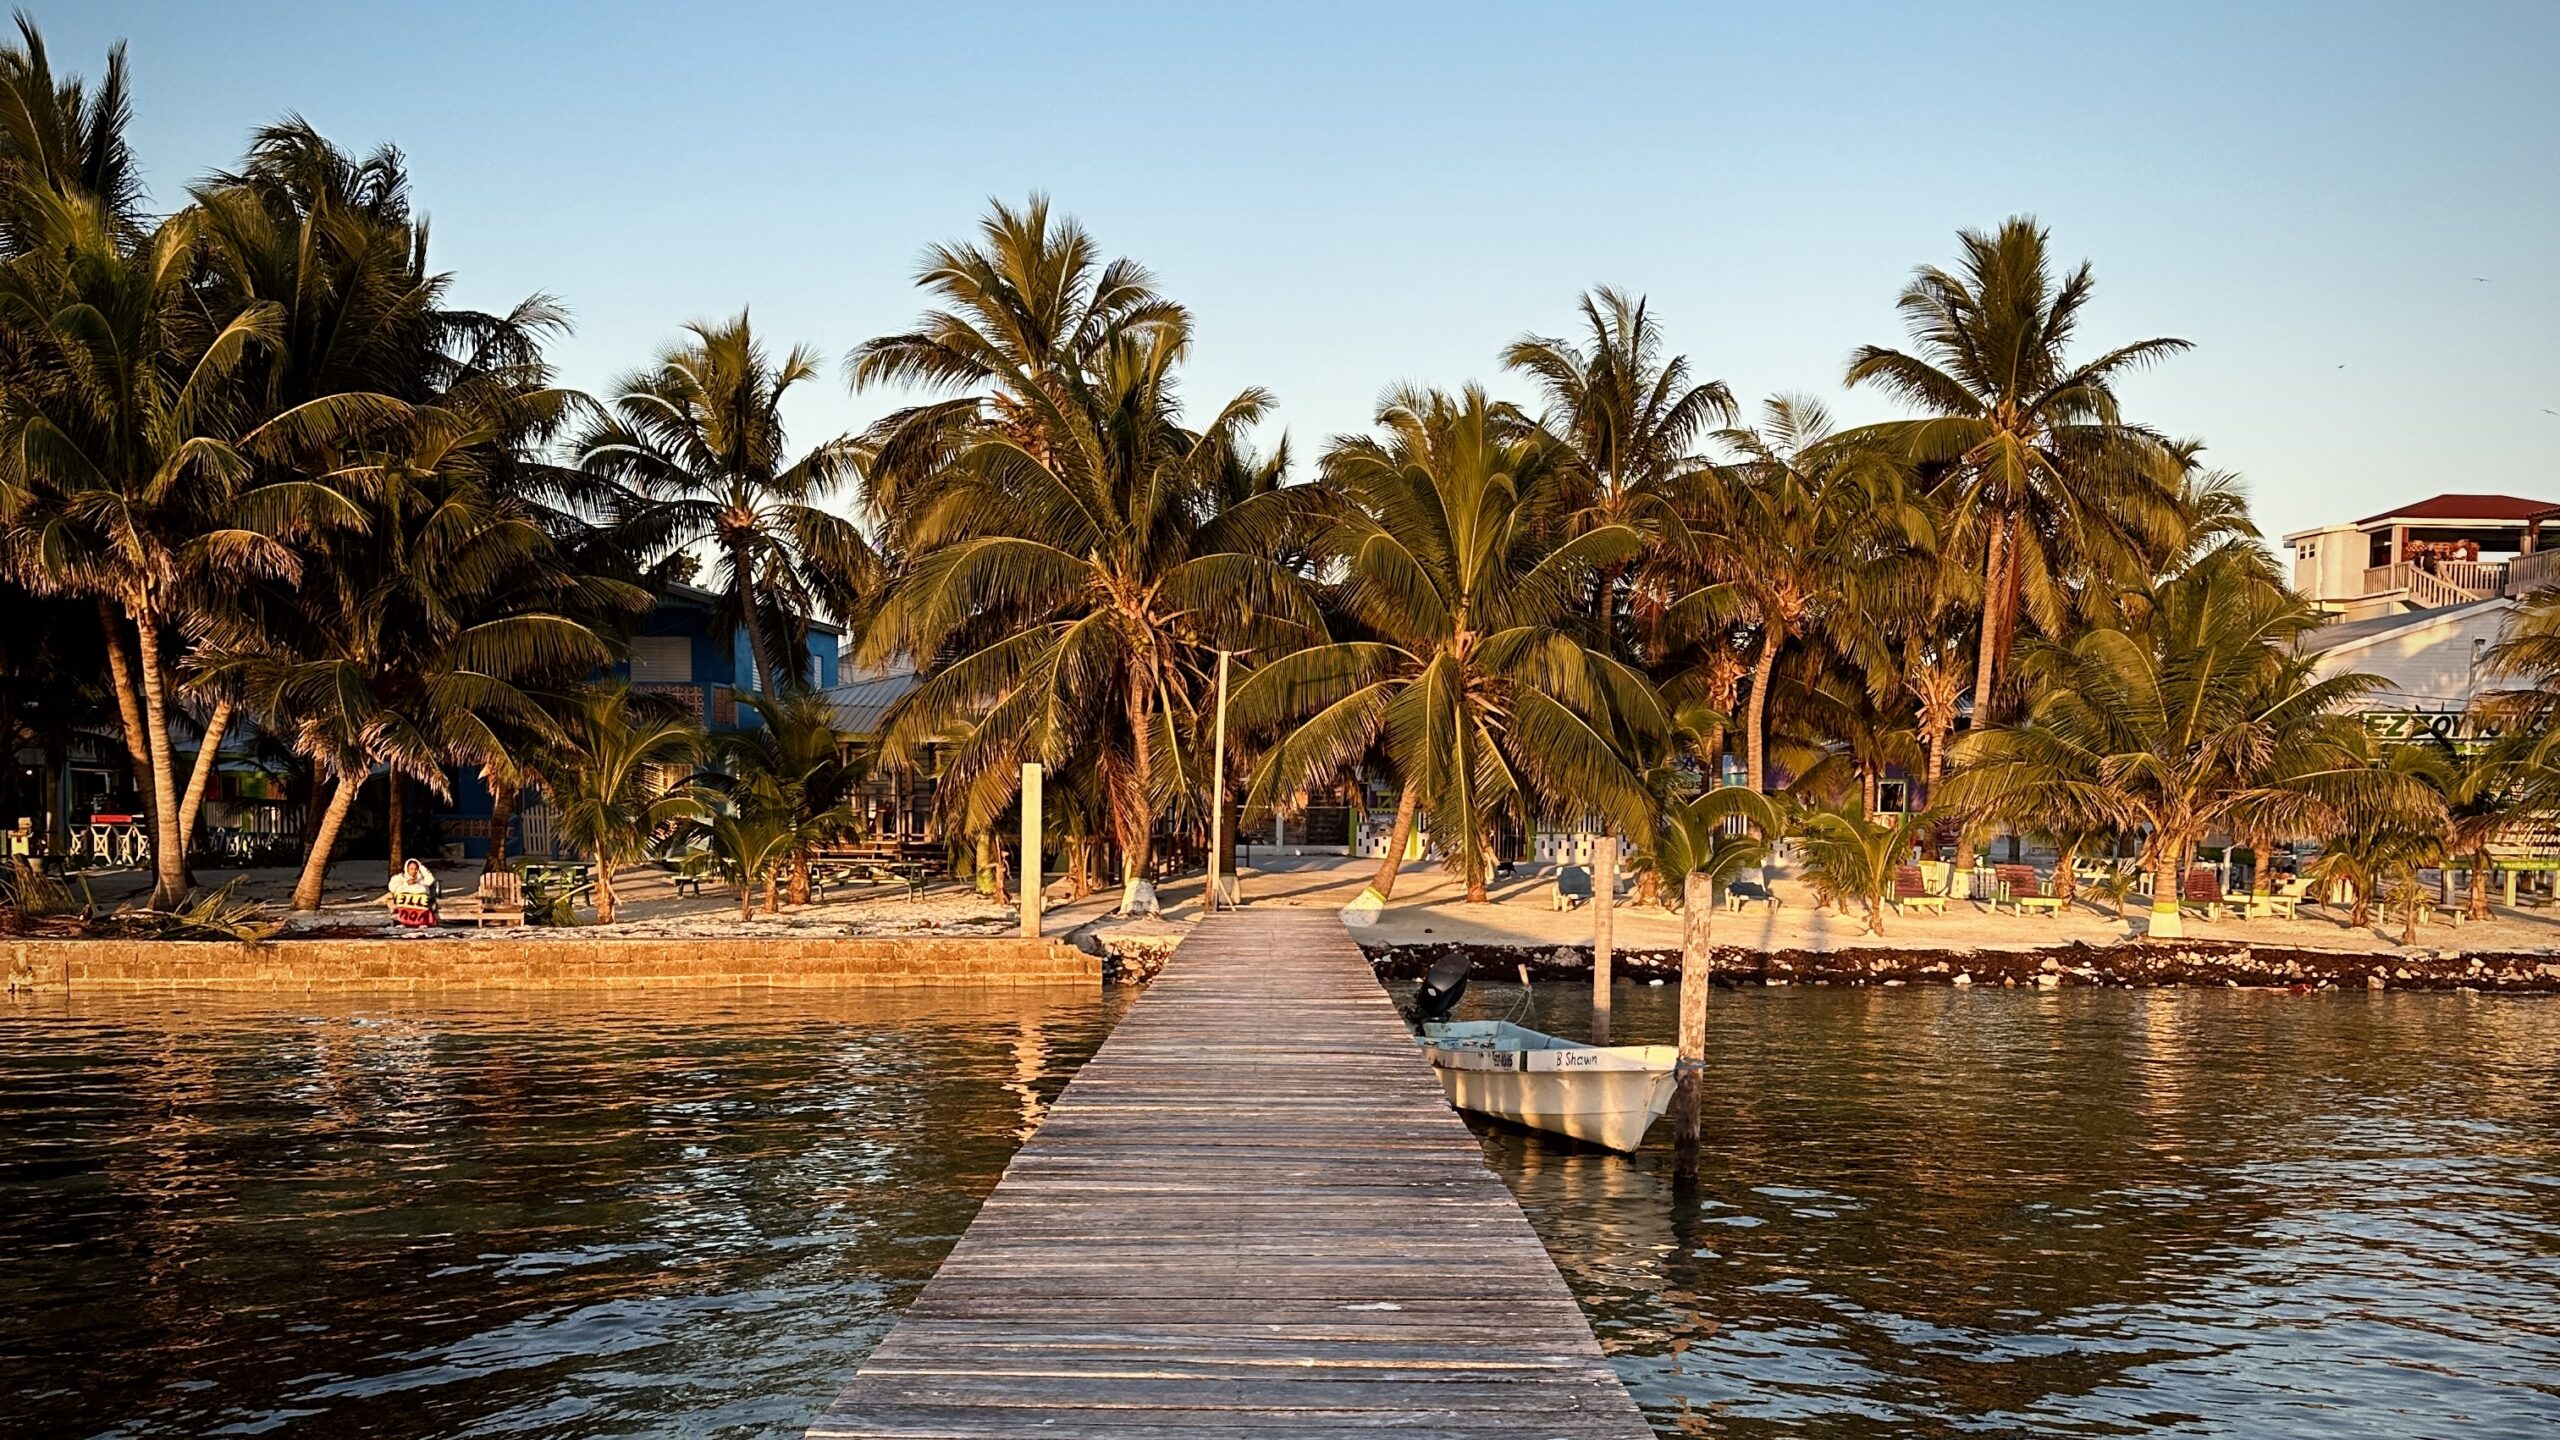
824, 669, 920, 737
2297, 599, 2505, 655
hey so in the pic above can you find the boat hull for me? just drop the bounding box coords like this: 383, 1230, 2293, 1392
1418, 1022, 1678, 1152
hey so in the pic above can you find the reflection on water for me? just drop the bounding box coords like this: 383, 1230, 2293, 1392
1432, 982, 2560, 1439
0, 988, 1126, 1440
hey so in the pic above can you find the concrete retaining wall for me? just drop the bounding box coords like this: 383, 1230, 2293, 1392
4, 935, 1101, 992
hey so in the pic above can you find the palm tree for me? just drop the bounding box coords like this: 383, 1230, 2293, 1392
698, 690, 858, 906
1502, 287, 1733, 655
1794, 804, 1937, 936
0, 189, 395, 907
857, 199, 1318, 914
580, 313, 873, 696
1845, 217, 2190, 728
1237, 386, 1667, 904
1699, 396, 1924, 793
668, 791, 800, 922
549, 686, 701, 923
0, 16, 142, 255
1943, 544, 2397, 939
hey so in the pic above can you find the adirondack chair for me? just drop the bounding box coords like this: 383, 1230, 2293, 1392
1996, 863, 2066, 916
447, 870, 524, 926
2180, 867, 2228, 921
1891, 865, 1944, 915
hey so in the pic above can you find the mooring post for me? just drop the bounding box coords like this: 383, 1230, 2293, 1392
1020, 762, 1043, 940
1675, 869, 1712, 1183
1592, 835, 1615, 1044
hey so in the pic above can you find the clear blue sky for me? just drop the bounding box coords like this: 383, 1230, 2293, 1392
59, 1, 2560, 541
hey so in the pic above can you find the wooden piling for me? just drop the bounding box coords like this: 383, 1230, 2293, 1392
1675, 869, 1711, 1183
1591, 835, 1615, 1044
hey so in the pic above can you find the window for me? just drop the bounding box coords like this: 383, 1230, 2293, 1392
630, 636, 691, 684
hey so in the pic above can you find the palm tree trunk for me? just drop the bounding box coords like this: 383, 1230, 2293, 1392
764, 870, 781, 914
96, 600, 154, 799
2054, 841, 2080, 905
1969, 509, 2012, 730
1463, 826, 1490, 905
484, 776, 515, 876
1369, 779, 1421, 900
2147, 837, 2184, 940
790, 848, 812, 906
173, 696, 235, 869
129, 610, 189, 910
738, 879, 754, 921
1117, 665, 1158, 915
291, 768, 364, 911
1744, 628, 1783, 794
2469, 848, 2492, 921
387, 774, 405, 873
732, 542, 780, 696
594, 859, 617, 923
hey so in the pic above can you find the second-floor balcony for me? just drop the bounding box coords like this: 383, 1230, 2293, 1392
2362, 559, 2523, 606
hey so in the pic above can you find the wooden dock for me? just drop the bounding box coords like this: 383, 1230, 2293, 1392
807, 908, 1652, 1438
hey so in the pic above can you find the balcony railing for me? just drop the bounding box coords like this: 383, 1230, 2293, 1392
2361, 561, 2515, 607
2513, 548, 2560, 595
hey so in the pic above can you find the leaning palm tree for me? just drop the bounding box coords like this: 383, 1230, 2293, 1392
1237, 385, 1668, 904
549, 686, 702, 923
1502, 287, 1733, 656
858, 201, 1318, 914
1845, 217, 2191, 727
579, 313, 874, 695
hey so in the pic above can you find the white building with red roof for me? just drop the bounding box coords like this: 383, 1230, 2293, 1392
2284, 492, 2558, 619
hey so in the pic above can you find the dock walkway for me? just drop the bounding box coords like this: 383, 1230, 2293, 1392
808, 907, 1651, 1438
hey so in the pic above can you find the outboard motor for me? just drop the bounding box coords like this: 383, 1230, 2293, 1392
1410, 953, 1471, 1025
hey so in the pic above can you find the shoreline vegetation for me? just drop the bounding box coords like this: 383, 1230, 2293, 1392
3, 17, 2558, 961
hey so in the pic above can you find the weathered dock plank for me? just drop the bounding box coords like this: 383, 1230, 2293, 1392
806, 908, 1650, 1439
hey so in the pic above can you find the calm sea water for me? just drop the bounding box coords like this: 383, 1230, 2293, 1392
1435, 982, 2560, 1440
0, 989, 1127, 1440
5, 984, 2555, 1439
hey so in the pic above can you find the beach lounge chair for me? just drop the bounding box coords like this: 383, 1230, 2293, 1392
1551, 865, 1593, 911
1996, 863, 2066, 916
1723, 879, 1781, 913
449, 871, 525, 927
1891, 865, 1944, 916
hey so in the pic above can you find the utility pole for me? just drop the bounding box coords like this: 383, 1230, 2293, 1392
1592, 835, 1615, 1044
1205, 649, 1231, 915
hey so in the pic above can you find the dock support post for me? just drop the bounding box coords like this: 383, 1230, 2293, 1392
1020, 763, 1042, 939
1592, 835, 1615, 1044
1675, 870, 1711, 1183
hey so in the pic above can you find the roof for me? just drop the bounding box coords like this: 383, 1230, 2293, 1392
2298, 598, 2509, 657
657, 581, 845, 637
2353, 493, 2556, 527
825, 668, 920, 737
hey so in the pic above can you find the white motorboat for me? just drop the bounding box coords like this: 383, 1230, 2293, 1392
1418, 1020, 1679, 1153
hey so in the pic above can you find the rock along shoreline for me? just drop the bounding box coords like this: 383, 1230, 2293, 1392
1360, 940, 2560, 994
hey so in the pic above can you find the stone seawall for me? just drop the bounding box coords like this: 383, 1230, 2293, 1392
5, 936, 1101, 992
1366, 940, 2560, 993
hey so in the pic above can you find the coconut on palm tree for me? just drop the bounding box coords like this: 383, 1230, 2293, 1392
1237, 385, 1667, 905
